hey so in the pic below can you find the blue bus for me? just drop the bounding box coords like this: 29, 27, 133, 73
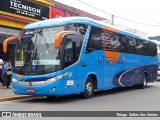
10, 17, 157, 98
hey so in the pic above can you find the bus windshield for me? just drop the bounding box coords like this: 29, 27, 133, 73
14, 24, 88, 75
14, 27, 64, 75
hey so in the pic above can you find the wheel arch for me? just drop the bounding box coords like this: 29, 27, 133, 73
82, 73, 98, 91
87, 74, 97, 90
81, 73, 98, 98
143, 71, 148, 82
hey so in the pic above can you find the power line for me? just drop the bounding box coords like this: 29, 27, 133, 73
77, 0, 112, 16
77, 0, 159, 27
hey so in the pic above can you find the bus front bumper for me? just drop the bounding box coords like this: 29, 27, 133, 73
12, 80, 63, 96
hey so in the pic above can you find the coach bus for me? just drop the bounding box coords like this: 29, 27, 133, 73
8, 17, 157, 98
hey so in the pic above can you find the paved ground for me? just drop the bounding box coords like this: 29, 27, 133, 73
0, 83, 34, 102
0, 83, 15, 97
0, 81, 160, 102
0, 81, 160, 120
1, 81, 160, 119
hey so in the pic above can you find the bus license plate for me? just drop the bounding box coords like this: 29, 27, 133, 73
27, 88, 35, 93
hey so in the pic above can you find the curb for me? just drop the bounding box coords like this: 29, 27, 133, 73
0, 95, 36, 102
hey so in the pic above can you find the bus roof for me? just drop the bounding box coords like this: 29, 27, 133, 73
24, 17, 99, 29
24, 17, 154, 43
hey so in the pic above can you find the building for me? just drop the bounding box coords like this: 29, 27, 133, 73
1, 0, 149, 63
0, 0, 107, 62
51, 1, 105, 20
0, 0, 53, 61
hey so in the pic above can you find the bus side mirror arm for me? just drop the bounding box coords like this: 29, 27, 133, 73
54, 31, 77, 49
3, 36, 19, 53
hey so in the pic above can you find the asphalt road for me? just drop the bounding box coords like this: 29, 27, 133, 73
1, 81, 160, 119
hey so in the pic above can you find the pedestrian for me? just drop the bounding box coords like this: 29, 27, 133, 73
0, 59, 4, 86
2, 59, 12, 89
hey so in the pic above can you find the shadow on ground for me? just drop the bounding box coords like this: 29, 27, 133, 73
19, 85, 155, 104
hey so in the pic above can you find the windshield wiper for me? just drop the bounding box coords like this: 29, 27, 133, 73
40, 28, 54, 54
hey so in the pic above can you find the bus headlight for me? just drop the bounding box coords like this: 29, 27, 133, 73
12, 78, 18, 83
45, 72, 69, 84
11, 72, 69, 86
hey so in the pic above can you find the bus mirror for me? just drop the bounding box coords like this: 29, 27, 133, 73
54, 31, 77, 49
3, 36, 19, 53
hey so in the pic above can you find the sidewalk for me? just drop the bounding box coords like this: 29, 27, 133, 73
0, 83, 35, 102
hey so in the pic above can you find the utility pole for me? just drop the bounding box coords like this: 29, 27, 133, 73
111, 15, 114, 25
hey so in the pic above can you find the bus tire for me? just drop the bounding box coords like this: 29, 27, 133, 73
139, 74, 147, 89
82, 77, 95, 99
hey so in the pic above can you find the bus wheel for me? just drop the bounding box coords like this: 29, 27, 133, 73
82, 77, 94, 99
139, 74, 147, 89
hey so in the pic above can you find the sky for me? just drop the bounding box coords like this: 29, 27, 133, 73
54, 0, 160, 37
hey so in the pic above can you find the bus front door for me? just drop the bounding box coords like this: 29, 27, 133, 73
61, 35, 82, 94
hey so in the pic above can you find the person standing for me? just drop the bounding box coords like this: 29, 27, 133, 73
0, 59, 4, 86
2, 59, 12, 89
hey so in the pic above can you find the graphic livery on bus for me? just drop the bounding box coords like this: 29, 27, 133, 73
11, 17, 158, 98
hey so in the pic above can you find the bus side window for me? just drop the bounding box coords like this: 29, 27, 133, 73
62, 32, 85, 68
86, 27, 102, 53
63, 36, 75, 68
64, 39, 74, 63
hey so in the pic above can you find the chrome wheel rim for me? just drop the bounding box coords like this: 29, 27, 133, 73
144, 77, 147, 86
86, 82, 93, 95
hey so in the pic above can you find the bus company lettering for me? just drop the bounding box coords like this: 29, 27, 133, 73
98, 56, 126, 64
99, 49, 126, 64
104, 51, 121, 64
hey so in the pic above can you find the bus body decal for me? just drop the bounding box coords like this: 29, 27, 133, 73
112, 65, 158, 87
104, 51, 120, 64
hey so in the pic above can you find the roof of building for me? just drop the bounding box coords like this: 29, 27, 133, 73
53, 1, 105, 20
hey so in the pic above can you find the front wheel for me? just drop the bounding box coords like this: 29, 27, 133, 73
82, 77, 95, 99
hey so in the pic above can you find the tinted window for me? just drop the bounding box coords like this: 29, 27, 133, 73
102, 30, 123, 52
118, 34, 157, 56
62, 25, 87, 68
86, 27, 102, 53
86, 26, 157, 56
